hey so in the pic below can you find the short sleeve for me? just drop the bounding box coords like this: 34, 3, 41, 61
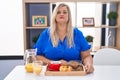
33, 28, 49, 55
74, 28, 91, 52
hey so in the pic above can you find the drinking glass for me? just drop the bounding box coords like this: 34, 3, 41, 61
32, 60, 43, 75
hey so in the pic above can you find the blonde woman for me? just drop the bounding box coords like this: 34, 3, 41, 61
33, 3, 94, 73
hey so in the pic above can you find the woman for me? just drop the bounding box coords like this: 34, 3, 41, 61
33, 3, 94, 73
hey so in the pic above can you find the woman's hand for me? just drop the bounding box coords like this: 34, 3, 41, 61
81, 50, 94, 74
59, 60, 68, 65
84, 63, 94, 73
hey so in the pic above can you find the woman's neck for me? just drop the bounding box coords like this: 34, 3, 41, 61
57, 23, 67, 41
57, 23, 67, 32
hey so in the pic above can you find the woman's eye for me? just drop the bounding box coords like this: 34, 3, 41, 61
63, 12, 67, 14
57, 11, 61, 14
57, 11, 68, 14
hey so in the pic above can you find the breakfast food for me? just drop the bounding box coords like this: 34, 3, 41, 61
47, 61, 83, 72
67, 61, 80, 69
47, 61, 61, 71
59, 65, 73, 72
67, 61, 83, 71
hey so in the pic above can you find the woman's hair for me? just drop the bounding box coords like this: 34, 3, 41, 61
50, 3, 74, 48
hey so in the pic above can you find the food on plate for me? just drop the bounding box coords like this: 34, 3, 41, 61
67, 61, 80, 69
67, 66, 73, 71
47, 61, 83, 72
75, 65, 83, 71
67, 61, 83, 71
25, 63, 33, 73
59, 65, 73, 72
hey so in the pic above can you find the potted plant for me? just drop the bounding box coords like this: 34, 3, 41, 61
85, 35, 93, 42
107, 11, 118, 26
85, 35, 94, 49
32, 35, 39, 43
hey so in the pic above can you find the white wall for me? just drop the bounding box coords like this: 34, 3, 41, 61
0, 0, 24, 56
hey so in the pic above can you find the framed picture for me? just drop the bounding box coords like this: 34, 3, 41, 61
32, 16, 47, 27
82, 18, 94, 27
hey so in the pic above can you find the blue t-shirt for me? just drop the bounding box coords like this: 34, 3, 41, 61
33, 28, 90, 61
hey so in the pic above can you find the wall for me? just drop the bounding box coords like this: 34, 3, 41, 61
0, 0, 119, 56
0, 0, 24, 56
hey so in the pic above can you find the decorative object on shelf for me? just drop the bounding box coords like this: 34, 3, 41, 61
106, 30, 115, 46
85, 35, 94, 50
107, 11, 118, 26
82, 18, 94, 27
32, 35, 39, 43
32, 15, 47, 27
85, 35, 94, 43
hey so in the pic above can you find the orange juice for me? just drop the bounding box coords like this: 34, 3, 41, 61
32, 60, 43, 75
33, 66, 42, 75
25, 63, 33, 73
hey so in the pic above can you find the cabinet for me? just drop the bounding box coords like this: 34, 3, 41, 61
23, 0, 120, 51
23, 0, 51, 50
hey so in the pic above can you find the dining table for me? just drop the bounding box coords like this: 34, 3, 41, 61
4, 65, 120, 80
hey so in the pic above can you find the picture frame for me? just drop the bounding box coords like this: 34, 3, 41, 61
32, 16, 47, 27
82, 18, 94, 27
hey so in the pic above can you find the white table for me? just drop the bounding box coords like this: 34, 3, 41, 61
4, 65, 120, 80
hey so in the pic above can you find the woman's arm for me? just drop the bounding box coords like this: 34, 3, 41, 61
36, 55, 53, 65
81, 50, 94, 73
36, 55, 68, 65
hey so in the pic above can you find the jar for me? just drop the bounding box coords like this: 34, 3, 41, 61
24, 49, 37, 65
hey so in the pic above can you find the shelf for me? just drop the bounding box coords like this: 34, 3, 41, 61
100, 26, 119, 28
23, 1, 51, 49
92, 46, 120, 52
51, 0, 120, 3
23, 0, 51, 3
100, 46, 119, 50
23, 0, 120, 51
77, 26, 119, 28
26, 26, 48, 29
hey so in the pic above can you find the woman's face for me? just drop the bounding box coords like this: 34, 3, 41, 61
56, 6, 69, 24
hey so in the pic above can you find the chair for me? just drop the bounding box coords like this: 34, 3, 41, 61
93, 48, 120, 65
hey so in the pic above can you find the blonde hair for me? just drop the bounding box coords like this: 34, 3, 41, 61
50, 3, 74, 48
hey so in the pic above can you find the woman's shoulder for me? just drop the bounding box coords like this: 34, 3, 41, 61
73, 27, 82, 35
41, 28, 50, 35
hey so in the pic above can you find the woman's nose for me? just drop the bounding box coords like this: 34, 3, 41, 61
60, 12, 64, 15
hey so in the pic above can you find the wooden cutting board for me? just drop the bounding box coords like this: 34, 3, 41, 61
45, 65, 86, 76
45, 71, 86, 76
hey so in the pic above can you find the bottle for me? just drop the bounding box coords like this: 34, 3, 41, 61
108, 31, 114, 46
24, 49, 37, 73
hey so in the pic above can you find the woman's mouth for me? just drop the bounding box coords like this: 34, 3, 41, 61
60, 17, 64, 19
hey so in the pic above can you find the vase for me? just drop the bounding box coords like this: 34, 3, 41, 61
109, 19, 116, 26
88, 42, 93, 51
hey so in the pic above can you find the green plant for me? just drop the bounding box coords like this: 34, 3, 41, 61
107, 11, 118, 20
85, 35, 94, 42
32, 35, 39, 43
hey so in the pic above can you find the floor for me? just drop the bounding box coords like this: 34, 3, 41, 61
0, 59, 24, 80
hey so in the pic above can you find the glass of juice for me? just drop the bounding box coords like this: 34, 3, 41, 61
32, 60, 43, 75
